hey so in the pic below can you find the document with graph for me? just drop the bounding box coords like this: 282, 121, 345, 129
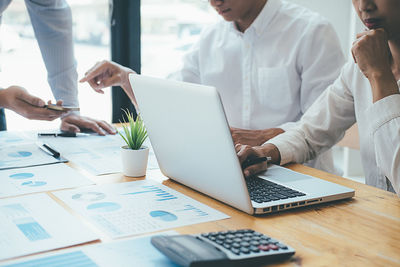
54, 180, 229, 238
0, 194, 98, 261
0, 143, 67, 170
0, 164, 94, 198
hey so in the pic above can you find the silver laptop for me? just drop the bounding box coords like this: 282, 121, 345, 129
129, 74, 355, 215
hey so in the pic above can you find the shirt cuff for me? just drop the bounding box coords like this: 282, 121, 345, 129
367, 94, 400, 133
265, 137, 295, 166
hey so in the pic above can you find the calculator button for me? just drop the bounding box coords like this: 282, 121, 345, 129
269, 244, 279, 250
277, 243, 288, 249
209, 236, 216, 241
233, 238, 242, 243
268, 238, 279, 244
250, 241, 260, 246
243, 237, 251, 242
226, 234, 235, 239
259, 240, 269, 245
201, 233, 209, 238
217, 235, 226, 240
240, 241, 251, 247
225, 239, 233, 244
240, 247, 250, 254
216, 240, 224, 245
223, 244, 231, 249
232, 243, 241, 248
231, 248, 241, 255
258, 245, 270, 251
250, 246, 260, 253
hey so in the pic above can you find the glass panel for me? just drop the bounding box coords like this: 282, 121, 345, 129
0, 0, 111, 131
141, 0, 218, 77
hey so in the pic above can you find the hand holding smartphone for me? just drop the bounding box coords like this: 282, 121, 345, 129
45, 104, 80, 111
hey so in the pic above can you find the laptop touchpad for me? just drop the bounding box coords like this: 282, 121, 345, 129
258, 165, 312, 183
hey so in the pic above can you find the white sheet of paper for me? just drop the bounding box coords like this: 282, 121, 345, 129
0, 194, 99, 261
0, 131, 35, 147
1, 232, 179, 267
0, 164, 94, 198
54, 180, 229, 238
0, 143, 65, 170
42, 133, 159, 175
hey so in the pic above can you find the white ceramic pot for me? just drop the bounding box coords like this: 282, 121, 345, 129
120, 145, 149, 177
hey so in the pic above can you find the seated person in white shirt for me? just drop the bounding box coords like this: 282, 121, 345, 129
0, 85, 66, 121
236, 0, 400, 196
80, 0, 345, 173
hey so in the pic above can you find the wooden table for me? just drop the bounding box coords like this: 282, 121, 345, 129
3, 162, 400, 266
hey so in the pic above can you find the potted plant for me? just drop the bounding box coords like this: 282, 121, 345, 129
119, 109, 149, 177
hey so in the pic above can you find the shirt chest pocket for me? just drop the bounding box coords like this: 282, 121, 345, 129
257, 67, 292, 111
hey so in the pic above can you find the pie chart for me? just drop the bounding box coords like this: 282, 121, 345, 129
9, 173, 34, 179
149, 210, 177, 222
8, 151, 32, 158
87, 202, 121, 212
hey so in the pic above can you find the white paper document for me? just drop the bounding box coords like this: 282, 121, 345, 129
1, 233, 179, 267
54, 180, 229, 238
0, 164, 94, 198
42, 134, 159, 175
0, 194, 98, 261
0, 131, 35, 147
0, 143, 66, 170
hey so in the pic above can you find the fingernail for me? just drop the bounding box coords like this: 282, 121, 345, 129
244, 170, 249, 177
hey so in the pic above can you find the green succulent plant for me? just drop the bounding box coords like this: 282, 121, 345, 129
118, 109, 148, 150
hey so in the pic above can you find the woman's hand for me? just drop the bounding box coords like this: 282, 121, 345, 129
80, 60, 137, 104
351, 28, 399, 102
351, 28, 391, 78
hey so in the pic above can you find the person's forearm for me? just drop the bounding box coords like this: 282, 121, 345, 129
369, 71, 399, 103
121, 70, 138, 106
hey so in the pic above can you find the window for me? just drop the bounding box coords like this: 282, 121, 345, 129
0, 0, 111, 131
141, 0, 218, 77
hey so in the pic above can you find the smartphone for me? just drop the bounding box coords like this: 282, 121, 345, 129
45, 104, 80, 111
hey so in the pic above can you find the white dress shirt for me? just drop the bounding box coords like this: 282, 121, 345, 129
0, 0, 78, 107
268, 60, 400, 195
177, 0, 345, 173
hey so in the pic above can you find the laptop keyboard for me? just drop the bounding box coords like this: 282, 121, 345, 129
246, 177, 306, 203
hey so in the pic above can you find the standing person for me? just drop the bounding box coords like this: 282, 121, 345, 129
0, 0, 116, 135
80, 0, 345, 172
236, 0, 400, 196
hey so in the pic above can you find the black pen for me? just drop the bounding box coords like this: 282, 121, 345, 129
38, 143, 61, 158
242, 156, 272, 169
38, 132, 89, 137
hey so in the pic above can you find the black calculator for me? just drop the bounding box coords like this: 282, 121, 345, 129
151, 229, 295, 267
